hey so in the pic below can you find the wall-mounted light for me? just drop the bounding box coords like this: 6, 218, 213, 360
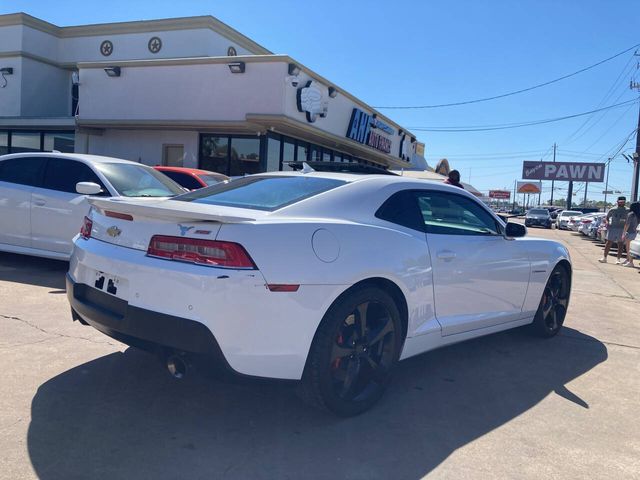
328, 86, 338, 98
227, 62, 245, 74
71, 71, 80, 85
0, 67, 13, 88
103, 66, 121, 77
288, 63, 301, 76
398, 129, 403, 136
410, 137, 416, 143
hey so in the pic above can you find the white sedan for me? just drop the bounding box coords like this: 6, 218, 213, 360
0, 153, 184, 260
66, 171, 572, 416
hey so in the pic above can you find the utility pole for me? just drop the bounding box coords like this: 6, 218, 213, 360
567, 181, 573, 209
631, 68, 640, 201
604, 158, 611, 207
583, 182, 588, 207
550, 143, 557, 205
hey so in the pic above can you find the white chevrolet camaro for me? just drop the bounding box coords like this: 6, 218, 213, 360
66, 171, 572, 416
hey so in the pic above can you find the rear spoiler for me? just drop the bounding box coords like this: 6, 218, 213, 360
88, 197, 257, 223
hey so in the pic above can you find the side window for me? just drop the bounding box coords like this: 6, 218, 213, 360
161, 171, 202, 190
375, 190, 424, 231
416, 191, 500, 236
42, 158, 107, 195
0, 157, 46, 187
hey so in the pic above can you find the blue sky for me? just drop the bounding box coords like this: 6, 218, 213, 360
3, 0, 639, 202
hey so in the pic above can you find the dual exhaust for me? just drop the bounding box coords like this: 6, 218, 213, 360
164, 353, 188, 379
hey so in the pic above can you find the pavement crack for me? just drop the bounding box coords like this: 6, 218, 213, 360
561, 332, 640, 350
0, 313, 120, 348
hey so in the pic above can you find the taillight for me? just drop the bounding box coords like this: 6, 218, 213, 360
80, 216, 92, 239
147, 235, 256, 269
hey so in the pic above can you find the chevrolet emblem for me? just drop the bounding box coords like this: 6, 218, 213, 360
106, 226, 122, 238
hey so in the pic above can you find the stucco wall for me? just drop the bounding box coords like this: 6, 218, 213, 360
0, 56, 22, 116
20, 57, 70, 116
78, 61, 286, 121
82, 129, 199, 168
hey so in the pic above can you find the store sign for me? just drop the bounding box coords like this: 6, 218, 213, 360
296, 81, 328, 123
522, 161, 605, 182
346, 108, 392, 154
517, 181, 542, 194
489, 190, 511, 199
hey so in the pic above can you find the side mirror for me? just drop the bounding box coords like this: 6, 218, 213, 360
505, 222, 527, 238
76, 181, 103, 195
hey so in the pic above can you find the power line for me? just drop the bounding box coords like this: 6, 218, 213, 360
374, 43, 640, 109
408, 98, 638, 132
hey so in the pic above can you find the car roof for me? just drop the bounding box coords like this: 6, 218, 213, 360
0, 152, 138, 165
154, 166, 226, 176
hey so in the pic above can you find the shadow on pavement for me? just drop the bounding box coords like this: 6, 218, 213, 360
0, 252, 67, 290
27, 327, 606, 480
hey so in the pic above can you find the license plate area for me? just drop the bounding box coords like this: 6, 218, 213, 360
93, 270, 129, 300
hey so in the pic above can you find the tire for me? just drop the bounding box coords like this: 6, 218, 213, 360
298, 286, 402, 416
530, 265, 570, 338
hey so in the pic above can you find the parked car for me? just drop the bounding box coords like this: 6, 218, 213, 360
586, 214, 606, 239
67, 172, 572, 416
557, 210, 583, 230
154, 166, 229, 190
524, 208, 552, 229
577, 214, 597, 235
630, 226, 640, 259
0, 153, 185, 260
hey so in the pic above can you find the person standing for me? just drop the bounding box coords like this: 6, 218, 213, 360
599, 196, 628, 264
444, 170, 465, 189
621, 201, 640, 267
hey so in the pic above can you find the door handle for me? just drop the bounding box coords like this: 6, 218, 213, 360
33, 199, 46, 206
437, 250, 456, 261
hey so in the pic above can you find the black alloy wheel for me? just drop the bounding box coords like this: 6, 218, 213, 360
299, 287, 402, 416
532, 265, 570, 338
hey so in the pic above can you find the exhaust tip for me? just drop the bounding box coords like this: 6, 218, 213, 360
166, 355, 187, 379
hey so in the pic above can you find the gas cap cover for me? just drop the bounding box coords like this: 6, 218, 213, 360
311, 228, 340, 263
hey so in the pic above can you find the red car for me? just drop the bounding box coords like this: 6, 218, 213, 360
154, 166, 229, 190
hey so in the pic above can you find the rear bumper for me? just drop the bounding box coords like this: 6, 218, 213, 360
67, 237, 346, 380
67, 273, 222, 356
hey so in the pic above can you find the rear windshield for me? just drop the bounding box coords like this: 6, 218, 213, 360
176, 176, 346, 211
561, 211, 581, 217
528, 209, 548, 215
96, 163, 184, 197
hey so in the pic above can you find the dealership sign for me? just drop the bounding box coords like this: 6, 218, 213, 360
517, 181, 542, 194
346, 108, 392, 154
489, 190, 511, 199
522, 161, 605, 182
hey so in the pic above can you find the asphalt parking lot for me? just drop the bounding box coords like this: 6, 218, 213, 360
1, 227, 639, 480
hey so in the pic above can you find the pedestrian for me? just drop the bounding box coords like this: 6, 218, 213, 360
621, 201, 639, 267
598, 196, 628, 264
444, 170, 464, 189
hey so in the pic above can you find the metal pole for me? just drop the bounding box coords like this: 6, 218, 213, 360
583, 182, 588, 207
604, 159, 610, 208
632, 102, 640, 201
567, 181, 573, 209
550, 143, 556, 205
512, 180, 516, 211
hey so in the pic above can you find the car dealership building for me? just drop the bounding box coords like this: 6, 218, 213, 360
0, 13, 425, 175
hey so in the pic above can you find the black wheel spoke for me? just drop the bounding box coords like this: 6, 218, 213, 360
355, 302, 369, 339
341, 357, 361, 398
546, 308, 557, 330
368, 316, 393, 347
331, 343, 353, 362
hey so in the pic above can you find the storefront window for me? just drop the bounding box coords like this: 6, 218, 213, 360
322, 149, 332, 162
266, 136, 281, 173
229, 137, 261, 177
11, 132, 40, 153
282, 139, 295, 171
0, 132, 7, 155
297, 142, 309, 163
200, 136, 229, 174
44, 132, 75, 153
